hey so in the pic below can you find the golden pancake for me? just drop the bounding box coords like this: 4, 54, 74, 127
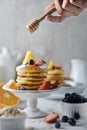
47, 74, 64, 78
48, 69, 64, 75
16, 79, 44, 85
17, 76, 44, 81
17, 74, 46, 79
47, 75, 64, 81
17, 84, 40, 90
17, 72, 46, 77
16, 63, 47, 90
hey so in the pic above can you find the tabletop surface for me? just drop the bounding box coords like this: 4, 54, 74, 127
25, 93, 87, 130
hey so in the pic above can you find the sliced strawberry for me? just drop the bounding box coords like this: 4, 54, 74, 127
35, 59, 46, 66
64, 77, 73, 81
50, 81, 59, 88
44, 113, 59, 123
54, 65, 62, 69
38, 82, 52, 90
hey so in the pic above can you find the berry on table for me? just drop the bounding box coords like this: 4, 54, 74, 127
68, 118, 76, 126
44, 113, 59, 123
74, 112, 80, 120
55, 122, 61, 128
62, 115, 68, 122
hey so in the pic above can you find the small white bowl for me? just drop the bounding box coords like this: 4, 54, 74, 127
61, 101, 87, 118
0, 114, 26, 130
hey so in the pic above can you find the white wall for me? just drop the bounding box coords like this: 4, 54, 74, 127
0, 0, 87, 75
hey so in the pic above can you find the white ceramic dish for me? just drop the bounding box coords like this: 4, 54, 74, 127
0, 114, 26, 130
61, 101, 87, 118
3, 85, 57, 100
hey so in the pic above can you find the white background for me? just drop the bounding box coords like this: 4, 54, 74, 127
0, 0, 87, 75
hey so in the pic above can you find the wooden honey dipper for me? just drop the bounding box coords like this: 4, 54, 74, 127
26, 6, 56, 34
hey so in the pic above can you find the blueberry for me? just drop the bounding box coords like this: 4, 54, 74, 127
74, 113, 80, 120
85, 98, 87, 102
82, 97, 87, 103
62, 116, 68, 122
72, 92, 77, 96
68, 118, 76, 126
62, 98, 69, 103
67, 95, 76, 103
20, 87, 26, 90
29, 59, 35, 65
65, 93, 71, 99
76, 95, 82, 103
55, 122, 61, 128
52, 65, 55, 69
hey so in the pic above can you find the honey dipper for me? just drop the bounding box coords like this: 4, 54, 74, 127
26, 6, 56, 33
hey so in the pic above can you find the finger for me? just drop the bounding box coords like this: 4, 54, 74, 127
45, 2, 55, 12
45, 15, 62, 23
45, 10, 73, 23
62, 9, 73, 17
62, 0, 82, 14
54, 0, 63, 14
70, 0, 84, 8
45, 14, 72, 23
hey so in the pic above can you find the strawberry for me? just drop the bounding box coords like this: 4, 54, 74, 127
35, 59, 46, 66
64, 77, 73, 81
38, 82, 52, 90
54, 65, 62, 69
44, 113, 59, 123
50, 81, 59, 88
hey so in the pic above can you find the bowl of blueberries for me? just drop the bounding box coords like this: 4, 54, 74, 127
61, 93, 87, 118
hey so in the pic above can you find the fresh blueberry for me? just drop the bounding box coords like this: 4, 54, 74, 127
65, 93, 71, 99
68, 118, 76, 126
72, 93, 77, 96
62, 98, 69, 103
86, 98, 87, 102
62, 116, 68, 122
52, 65, 55, 69
20, 87, 26, 90
55, 122, 61, 128
29, 59, 35, 65
82, 97, 87, 103
74, 113, 80, 120
76, 95, 82, 103
67, 95, 75, 103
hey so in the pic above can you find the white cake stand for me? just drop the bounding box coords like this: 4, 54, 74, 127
3, 85, 58, 118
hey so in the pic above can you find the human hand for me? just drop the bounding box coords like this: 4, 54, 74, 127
45, 0, 87, 22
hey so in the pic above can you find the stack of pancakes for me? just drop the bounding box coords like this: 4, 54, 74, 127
16, 65, 47, 90
47, 68, 65, 86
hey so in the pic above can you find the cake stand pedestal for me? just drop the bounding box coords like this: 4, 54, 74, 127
3, 85, 58, 118
25, 99, 46, 118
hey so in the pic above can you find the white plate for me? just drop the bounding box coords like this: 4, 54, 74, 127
3, 85, 59, 100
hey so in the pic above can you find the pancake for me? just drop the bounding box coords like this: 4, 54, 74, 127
16, 79, 44, 85
16, 64, 47, 90
17, 72, 46, 77
48, 69, 64, 75
17, 76, 45, 81
46, 67, 66, 86
17, 84, 40, 90
47, 77, 64, 81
